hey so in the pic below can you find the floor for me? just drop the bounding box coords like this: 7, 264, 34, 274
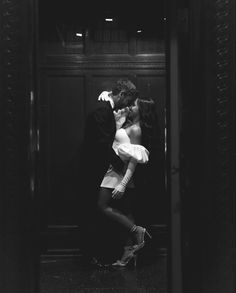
40, 248, 168, 293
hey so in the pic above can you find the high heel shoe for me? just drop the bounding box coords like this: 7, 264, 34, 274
112, 254, 137, 267
112, 246, 137, 267
132, 226, 152, 252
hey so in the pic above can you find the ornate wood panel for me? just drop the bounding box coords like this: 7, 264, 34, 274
38, 62, 166, 227
203, 0, 235, 292
0, 0, 38, 292
179, 0, 235, 292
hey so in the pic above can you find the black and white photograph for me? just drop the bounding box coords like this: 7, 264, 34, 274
0, 0, 235, 293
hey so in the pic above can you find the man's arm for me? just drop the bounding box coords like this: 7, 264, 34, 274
91, 105, 124, 172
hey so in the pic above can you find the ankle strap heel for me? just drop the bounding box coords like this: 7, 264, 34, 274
132, 226, 152, 252
145, 229, 152, 239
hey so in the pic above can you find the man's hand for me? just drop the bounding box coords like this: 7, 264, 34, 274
98, 91, 111, 101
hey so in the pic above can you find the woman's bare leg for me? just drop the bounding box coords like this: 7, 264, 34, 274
97, 187, 135, 231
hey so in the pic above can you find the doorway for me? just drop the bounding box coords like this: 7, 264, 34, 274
37, 0, 169, 291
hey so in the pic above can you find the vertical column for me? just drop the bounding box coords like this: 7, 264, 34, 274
179, 0, 235, 292
166, 0, 183, 292
203, 0, 235, 292
0, 0, 39, 292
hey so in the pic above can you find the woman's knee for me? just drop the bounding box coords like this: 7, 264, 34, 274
97, 201, 112, 214
97, 188, 112, 212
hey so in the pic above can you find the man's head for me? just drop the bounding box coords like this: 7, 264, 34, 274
111, 79, 136, 96
114, 89, 139, 110
111, 79, 138, 110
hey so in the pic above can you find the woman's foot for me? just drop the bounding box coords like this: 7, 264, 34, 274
131, 225, 152, 251
112, 245, 137, 267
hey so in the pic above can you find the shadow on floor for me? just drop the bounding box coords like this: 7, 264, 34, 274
40, 248, 168, 293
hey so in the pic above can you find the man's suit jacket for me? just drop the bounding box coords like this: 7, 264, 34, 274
80, 100, 123, 194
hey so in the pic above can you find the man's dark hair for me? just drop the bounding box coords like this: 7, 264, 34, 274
112, 79, 136, 96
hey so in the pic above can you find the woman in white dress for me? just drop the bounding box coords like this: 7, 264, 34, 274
97, 96, 160, 267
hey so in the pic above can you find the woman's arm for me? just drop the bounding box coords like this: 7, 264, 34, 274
112, 158, 137, 199
112, 126, 144, 199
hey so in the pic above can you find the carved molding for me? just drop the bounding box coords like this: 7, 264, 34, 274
0, 0, 37, 291
0, 0, 33, 228
206, 0, 235, 289
1, 0, 21, 219
214, 0, 234, 221
39, 54, 166, 70
180, 0, 235, 291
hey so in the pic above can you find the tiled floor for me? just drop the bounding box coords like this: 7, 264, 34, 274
40, 250, 168, 293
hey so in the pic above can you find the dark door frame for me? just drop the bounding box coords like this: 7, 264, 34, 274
166, 0, 182, 291
1, 0, 235, 293
2, 0, 180, 292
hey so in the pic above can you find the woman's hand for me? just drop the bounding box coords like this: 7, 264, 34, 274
112, 183, 126, 199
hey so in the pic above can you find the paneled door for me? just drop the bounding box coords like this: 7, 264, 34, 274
38, 0, 167, 251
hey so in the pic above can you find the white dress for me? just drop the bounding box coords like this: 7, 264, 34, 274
100, 128, 149, 189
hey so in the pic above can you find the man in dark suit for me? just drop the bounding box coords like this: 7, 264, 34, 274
78, 79, 139, 265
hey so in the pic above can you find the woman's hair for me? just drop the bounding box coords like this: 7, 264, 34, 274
123, 97, 163, 188
137, 97, 161, 151
123, 97, 161, 151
